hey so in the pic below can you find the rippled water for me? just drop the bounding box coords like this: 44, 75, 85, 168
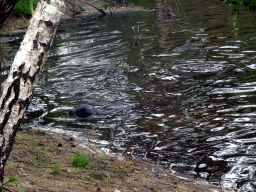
2, 0, 256, 191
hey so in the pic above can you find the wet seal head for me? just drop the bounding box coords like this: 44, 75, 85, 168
69, 104, 98, 119
69, 101, 135, 120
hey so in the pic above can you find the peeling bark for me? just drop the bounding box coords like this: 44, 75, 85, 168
0, 0, 66, 190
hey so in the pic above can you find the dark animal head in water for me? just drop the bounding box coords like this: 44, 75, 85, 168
69, 104, 98, 118
69, 101, 135, 119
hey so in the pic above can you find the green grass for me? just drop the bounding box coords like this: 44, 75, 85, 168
9, 175, 18, 183
3, 175, 18, 186
52, 164, 61, 174
72, 154, 90, 168
40, 178, 44, 186
37, 147, 47, 153
6, 161, 14, 169
99, 157, 106, 163
12, 0, 38, 17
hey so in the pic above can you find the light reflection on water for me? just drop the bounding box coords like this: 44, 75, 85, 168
2, 0, 256, 191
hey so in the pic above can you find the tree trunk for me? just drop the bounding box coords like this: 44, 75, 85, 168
0, 0, 20, 29
0, 0, 65, 190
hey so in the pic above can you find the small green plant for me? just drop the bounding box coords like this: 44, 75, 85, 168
6, 164, 13, 169
12, 0, 39, 17
37, 147, 47, 153
52, 164, 61, 174
9, 175, 18, 182
72, 154, 90, 168
67, 179, 71, 189
99, 157, 106, 163
111, 166, 117, 172
37, 165, 44, 172
107, 176, 113, 183
40, 178, 44, 186
152, 183, 158, 192
31, 157, 38, 166
6, 161, 14, 169
86, 184, 91, 189
16, 158, 23, 163
3, 176, 18, 187
72, 168, 78, 175
222, 0, 256, 27
123, 164, 130, 171
31, 139, 38, 146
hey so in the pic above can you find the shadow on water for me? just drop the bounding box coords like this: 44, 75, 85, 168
2, 0, 256, 190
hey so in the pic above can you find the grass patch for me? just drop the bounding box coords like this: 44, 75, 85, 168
40, 178, 44, 186
15, 134, 33, 141
72, 154, 90, 168
37, 147, 47, 153
4, 175, 18, 187
52, 164, 61, 174
99, 157, 106, 164
11, 0, 39, 17
152, 183, 158, 192
36, 165, 44, 172
6, 161, 14, 169
9, 175, 18, 183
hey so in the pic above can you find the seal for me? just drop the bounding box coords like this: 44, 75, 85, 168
69, 104, 98, 118
69, 101, 134, 119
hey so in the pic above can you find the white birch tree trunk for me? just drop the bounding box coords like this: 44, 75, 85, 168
0, 0, 66, 190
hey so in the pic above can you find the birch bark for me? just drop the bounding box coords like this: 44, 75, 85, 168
0, 0, 65, 190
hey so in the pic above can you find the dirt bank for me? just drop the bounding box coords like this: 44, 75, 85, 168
3, 128, 223, 192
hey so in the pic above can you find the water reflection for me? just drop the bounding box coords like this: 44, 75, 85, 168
2, 0, 256, 191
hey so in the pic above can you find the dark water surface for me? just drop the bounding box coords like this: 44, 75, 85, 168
2, 0, 256, 191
